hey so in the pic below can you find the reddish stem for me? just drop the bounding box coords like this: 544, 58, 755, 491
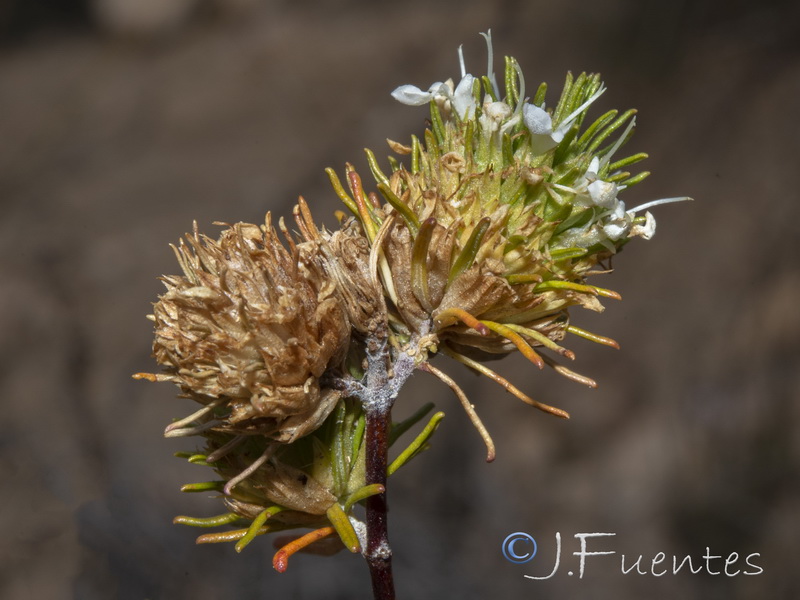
364, 406, 395, 600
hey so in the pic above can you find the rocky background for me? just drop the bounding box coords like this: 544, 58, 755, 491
1, 1, 798, 598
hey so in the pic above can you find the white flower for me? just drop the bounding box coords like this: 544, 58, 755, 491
479, 100, 513, 134
391, 81, 451, 106
391, 30, 497, 121
630, 211, 656, 240
522, 103, 560, 154
555, 191, 665, 250
523, 85, 606, 155
601, 201, 633, 241
587, 179, 618, 210
566, 157, 618, 210
392, 76, 477, 121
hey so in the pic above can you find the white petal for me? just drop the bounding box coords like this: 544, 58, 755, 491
611, 200, 627, 219
453, 74, 476, 119
587, 180, 618, 209
391, 84, 434, 106
603, 221, 630, 241
529, 134, 559, 155
523, 103, 560, 154
428, 81, 451, 98
522, 103, 553, 135
630, 211, 657, 239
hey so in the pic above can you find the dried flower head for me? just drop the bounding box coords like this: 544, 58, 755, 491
293, 197, 386, 336
135, 213, 351, 443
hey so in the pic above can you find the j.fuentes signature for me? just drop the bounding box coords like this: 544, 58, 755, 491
502, 532, 763, 579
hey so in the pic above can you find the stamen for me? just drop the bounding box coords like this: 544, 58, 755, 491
458, 44, 467, 79
420, 362, 496, 462
443, 346, 569, 419
480, 320, 544, 369
628, 196, 693, 214
273, 527, 337, 573
479, 30, 499, 97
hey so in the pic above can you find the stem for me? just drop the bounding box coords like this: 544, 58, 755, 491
335, 322, 427, 600
365, 405, 395, 600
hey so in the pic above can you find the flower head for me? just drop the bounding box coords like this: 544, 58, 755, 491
135, 213, 351, 443
327, 32, 690, 441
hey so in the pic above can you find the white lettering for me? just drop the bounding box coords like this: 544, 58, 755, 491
743, 553, 763, 575
573, 533, 616, 578
524, 532, 561, 580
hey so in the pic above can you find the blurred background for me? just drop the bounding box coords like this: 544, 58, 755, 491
1, 0, 798, 598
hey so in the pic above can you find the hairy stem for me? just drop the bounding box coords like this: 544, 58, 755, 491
365, 405, 395, 600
